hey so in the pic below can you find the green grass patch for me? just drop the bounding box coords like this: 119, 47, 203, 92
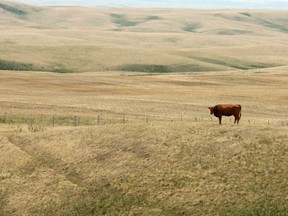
118, 64, 171, 73
0, 59, 73, 73
0, 59, 35, 71
145, 15, 161, 21
0, 3, 27, 15
110, 14, 140, 27
239, 12, 252, 17
183, 22, 202, 32
110, 14, 161, 27
217, 29, 253, 35
117, 64, 221, 73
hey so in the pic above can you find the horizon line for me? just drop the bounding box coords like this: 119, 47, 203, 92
9, 0, 288, 10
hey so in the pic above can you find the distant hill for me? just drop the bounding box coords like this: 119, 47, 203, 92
1, 1, 287, 34
0, 0, 287, 73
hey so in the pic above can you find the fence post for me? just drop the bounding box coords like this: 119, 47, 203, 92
74, 115, 77, 127
40, 114, 43, 125
28, 119, 33, 131
52, 116, 55, 127
4, 112, 7, 123
97, 115, 100, 125
248, 119, 250, 124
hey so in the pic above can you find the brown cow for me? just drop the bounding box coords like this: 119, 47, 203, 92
208, 104, 241, 125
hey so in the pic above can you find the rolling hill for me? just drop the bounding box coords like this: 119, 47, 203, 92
0, 0, 287, 73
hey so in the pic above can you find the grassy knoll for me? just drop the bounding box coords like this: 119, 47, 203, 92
1, 122, 288, 215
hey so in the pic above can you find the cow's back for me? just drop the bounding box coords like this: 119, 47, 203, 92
215, 104, 241, 116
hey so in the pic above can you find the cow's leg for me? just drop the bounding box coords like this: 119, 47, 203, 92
234, 115, 237, 124
219, 116, 222, 124
238, 111, 241, 124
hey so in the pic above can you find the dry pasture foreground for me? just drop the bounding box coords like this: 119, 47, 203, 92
0, 70, 288, 215
1, 122, 288, 215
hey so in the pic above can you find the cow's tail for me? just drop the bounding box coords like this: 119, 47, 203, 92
239, 105, 242, 120
239, 110, 242, 120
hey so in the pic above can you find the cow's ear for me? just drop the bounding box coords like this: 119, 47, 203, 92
208, 107, 211, 110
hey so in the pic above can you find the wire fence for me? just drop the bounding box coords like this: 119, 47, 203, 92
0, 111, 287, 132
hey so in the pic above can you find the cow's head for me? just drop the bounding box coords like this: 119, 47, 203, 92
208, 106, 214, 115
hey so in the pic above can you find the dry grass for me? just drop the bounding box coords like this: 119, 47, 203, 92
1, 123, 288, 215
0, 1, 288, 215
0, 69, 287, 125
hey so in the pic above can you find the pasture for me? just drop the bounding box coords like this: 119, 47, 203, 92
0, 1, 288, 215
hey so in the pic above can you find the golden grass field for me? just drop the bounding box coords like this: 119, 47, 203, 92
0, 1, 288, 215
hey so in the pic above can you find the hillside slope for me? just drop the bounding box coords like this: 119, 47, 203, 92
0, 1, 287, 73
1, 123, 288, 215
1, 1, 287, 35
